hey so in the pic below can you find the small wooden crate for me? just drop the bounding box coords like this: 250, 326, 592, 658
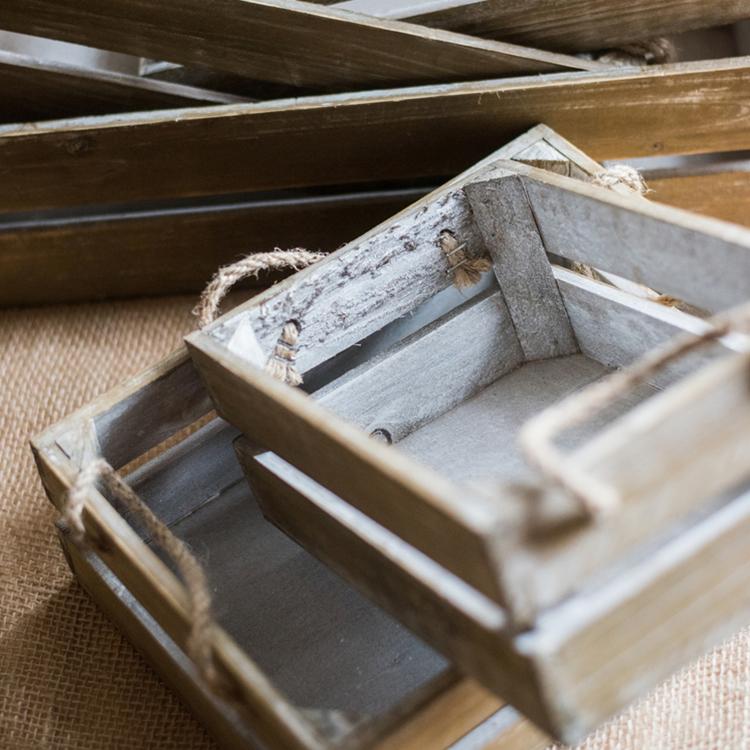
34, 354, 549, 750
184, 127, 750, 742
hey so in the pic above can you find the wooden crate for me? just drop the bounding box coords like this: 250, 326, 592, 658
32, 128, 587, 750
33, 355, 549, 750
183, 127, 750, 742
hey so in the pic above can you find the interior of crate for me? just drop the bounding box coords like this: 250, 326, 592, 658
122, 418, 455, 744
308, 267, 710, 489
396, 354, 655, 485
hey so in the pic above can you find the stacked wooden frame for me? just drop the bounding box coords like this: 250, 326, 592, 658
32, 126, 750, 747
3, 56, 750, 305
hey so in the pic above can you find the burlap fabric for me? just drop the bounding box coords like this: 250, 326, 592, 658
1, 296, 748, 749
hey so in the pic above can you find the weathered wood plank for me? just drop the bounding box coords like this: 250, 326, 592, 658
337, 0, 750, 52
1, 58, 749, 213
204, 137, 535, 375
0, 49, 244, 124
237, 445, 551, 730
578, 352, 750, 529
31, 442, 328, 750
0, 188, 424, 306
57, 532, 266, 750
529, 483, 750, 739
0, 0, 593, 92
511, 161, 750, 313
647, 166, 750, 228
465, 177, 578, 360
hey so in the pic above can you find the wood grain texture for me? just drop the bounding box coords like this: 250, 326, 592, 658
0, 188, 424, 306
0, 0, 593, 92
0, 49, 243, 124
530, 483, 750, 740
1, 58, 749, 214
57, 531, 264, 750
343, 0, 750, 52
648, 168, 750, 228
556, 267, 739, 388
238, 447, 550, 722
32, 441, 329, 750
465, 177, 578, 360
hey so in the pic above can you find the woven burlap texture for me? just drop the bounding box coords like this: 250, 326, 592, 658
1, 296, 748, 750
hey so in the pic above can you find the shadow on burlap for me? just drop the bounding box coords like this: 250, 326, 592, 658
0, 296, 748, 749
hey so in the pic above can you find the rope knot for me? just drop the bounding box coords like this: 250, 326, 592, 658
265, 321, 303, 386
592, 165, 650, 196
439, 230, 492, 289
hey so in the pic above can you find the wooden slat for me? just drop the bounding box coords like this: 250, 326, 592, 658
238, 446, 550, 723
0, 49, 244, 124
1, 57, 748, 214
0, 0, 593, 92
465, 177, 578, 360
0, 188, 424, 306
509, 161, 750, 313
530, 483, 750, 737
336, 0, 750, 52
31, 441, 328, 750
647, 167, 750, 228
579, 352, 750, 527
241, 431, 750, 743
58, 533, 263, 750
556, 267, 738, 388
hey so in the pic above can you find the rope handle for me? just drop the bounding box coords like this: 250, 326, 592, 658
519, 302, 750, 517
65, 458, 220, 686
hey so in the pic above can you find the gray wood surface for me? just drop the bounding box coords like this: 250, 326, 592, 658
316, 289, 524, 442
513, 162, 750, 313
465, 177, 578, 360
165, 480, 450, 721
556, 266, 743, 388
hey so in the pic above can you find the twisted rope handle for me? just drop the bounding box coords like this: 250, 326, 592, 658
65, 459, 219, 685
193, 249, 326, 329
520, 302, 750, 516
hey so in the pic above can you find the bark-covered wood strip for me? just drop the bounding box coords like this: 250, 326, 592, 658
338, 0, 750, 52
1, 58, 748, 214
0, 0, 593, 92
0, 188, 424, 306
